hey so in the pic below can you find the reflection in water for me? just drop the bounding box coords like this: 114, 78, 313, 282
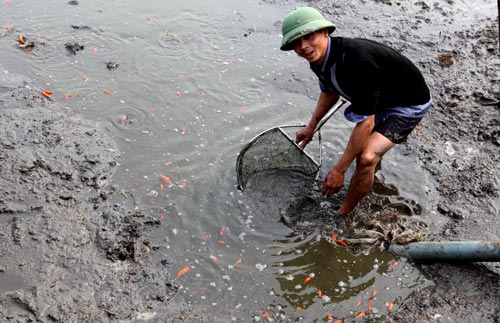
273, 235, 393, 306
260, 230, 432, 322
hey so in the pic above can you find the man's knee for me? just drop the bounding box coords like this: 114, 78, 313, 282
357, 151, 381, 170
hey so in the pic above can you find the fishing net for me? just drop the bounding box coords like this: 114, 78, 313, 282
236, 99, 349, 190
236, 126, 320, 190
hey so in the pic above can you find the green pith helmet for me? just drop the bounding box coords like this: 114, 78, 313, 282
280, 7, 336, 51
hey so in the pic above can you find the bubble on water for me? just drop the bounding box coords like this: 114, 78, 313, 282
322, 295, 331, 302
255, 263, 267, 271
294, 284, 302, 290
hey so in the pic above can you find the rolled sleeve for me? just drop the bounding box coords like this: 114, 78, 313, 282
319, 79, 334, 93
344, 105, 369, 123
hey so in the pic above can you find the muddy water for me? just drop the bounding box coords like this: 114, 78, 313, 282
0, 0, 442, 321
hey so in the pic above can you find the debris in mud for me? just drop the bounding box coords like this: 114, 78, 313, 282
438, 53, 454, 67
17, 34, 35, 50
244, 28, 255, 37
437, 203, 464, 220
68, 0, 79, 5
106, 61, 119, 70
97, 210, 160, 263
474, 91, 500, 107
374, 0, 397, 5
415, 1, 431, 10
65, 42, 84, 55
71, 24, 91, 30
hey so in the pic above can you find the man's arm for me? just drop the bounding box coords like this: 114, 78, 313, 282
296, 91, 340, 149
321, 115, 375, 196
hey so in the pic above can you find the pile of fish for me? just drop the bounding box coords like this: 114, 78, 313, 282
281, 193, 425, 253
344, 212, 426, 254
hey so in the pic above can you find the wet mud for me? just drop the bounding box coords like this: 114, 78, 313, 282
0, 0, 499, 322
0, 73, 212, 322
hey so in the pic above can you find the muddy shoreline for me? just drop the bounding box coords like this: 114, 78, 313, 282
1, 0, 499, 322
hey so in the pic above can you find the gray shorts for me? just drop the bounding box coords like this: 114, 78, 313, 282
373, 115, 423, 144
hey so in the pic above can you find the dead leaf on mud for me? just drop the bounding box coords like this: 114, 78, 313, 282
438, 53, 454, 67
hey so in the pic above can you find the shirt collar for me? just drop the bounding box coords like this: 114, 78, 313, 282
320, 37, 331, 72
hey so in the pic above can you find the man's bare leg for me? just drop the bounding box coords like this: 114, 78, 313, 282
338, 132, 395, 215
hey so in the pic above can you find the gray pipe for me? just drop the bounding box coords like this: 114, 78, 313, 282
387, 241, 500, 262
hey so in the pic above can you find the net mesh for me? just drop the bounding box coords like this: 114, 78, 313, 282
236, 127, 319, 190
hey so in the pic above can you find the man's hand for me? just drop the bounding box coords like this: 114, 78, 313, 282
322, 168, 345, 197
295, 126, 314, 150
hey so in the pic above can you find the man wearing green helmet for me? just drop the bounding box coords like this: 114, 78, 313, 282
281, 7, 432, 216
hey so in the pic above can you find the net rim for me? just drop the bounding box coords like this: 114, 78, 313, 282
236, 126, 320, 190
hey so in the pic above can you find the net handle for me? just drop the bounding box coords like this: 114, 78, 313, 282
313, 98, 349, 133
315, 98, 350, 178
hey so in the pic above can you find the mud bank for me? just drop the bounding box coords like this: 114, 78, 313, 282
0, 72, 212, 322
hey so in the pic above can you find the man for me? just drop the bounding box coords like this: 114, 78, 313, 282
280, 7, 431, 216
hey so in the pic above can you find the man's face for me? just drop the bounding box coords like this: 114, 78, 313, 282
292, 29, 329, 64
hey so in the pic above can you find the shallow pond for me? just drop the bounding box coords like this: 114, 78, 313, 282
0, 0, 461, 321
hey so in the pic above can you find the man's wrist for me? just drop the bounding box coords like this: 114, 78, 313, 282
332, 164, 348, 174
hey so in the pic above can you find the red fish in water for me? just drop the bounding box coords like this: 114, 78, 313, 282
176, 266, 190, 278
159, 174, 173, 185
331, 234, 349, 247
